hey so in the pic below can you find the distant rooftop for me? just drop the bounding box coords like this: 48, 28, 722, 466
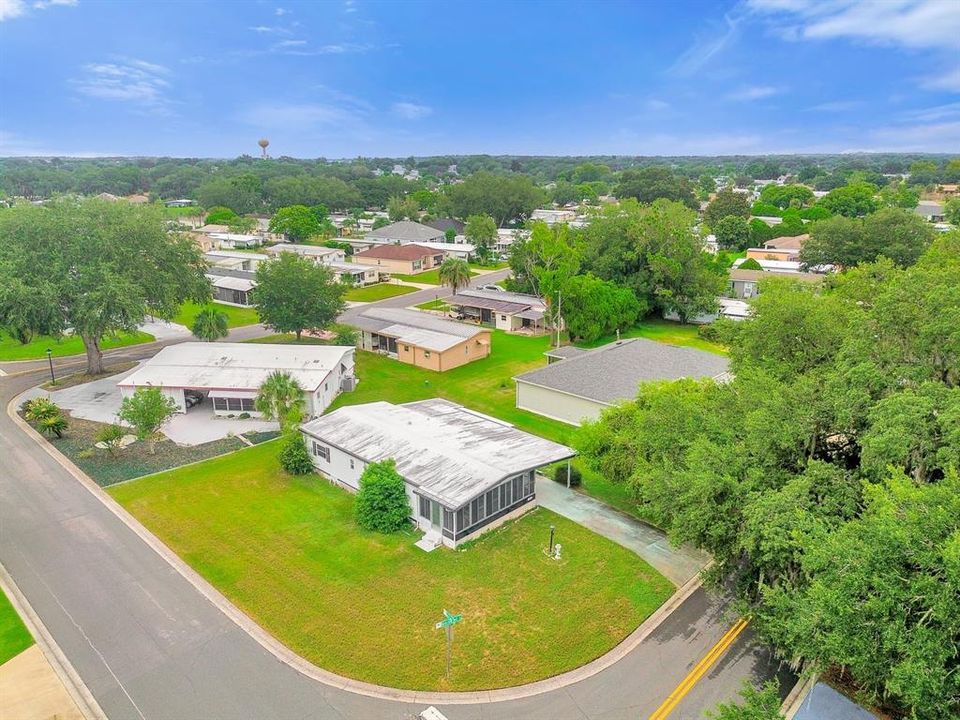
354, 243, 440, 261
365, 220, 445, 243
515, 338, 729, 405
354, 307, 487, 351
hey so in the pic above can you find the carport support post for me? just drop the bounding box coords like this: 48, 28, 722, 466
566, 460, 571, 488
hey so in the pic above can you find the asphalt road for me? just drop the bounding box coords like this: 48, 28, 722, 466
0, 287, 793, 719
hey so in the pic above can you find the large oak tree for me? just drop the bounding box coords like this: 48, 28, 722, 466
0, 198, 210, 374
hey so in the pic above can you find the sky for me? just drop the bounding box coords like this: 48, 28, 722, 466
0, 0, 958, 158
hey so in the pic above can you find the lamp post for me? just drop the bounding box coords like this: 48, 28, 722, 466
45, 348, 55, 385
548, 524, 556, 555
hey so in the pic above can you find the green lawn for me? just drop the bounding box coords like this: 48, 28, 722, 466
173, 301, 260, 329
390, 268, 478, 285
415, 299, 452, 312
0, 587, 33, 665
575, 318, 727, 355
246, 333, 329, 345
345, 283, 419, 302
109, 443, 671, 691
0, 330, 155, 362
330, 331, 578, 445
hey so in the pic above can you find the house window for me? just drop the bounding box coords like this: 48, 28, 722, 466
213, 397, 227, 411
443, 509, 454, 532
412, 260, 422, 270
312, 442, 330, 462
500, 315, 507, 322
424, 350, 431, 358
349, 458, 355, 470
419, 495, 430, 519
465, 346, 469, 355
404, 345, 410, 352
324, 382, 329, 391
215, 397, 255, 412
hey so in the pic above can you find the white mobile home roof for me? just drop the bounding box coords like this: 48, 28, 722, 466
117, 342, 353, 393
301, 398, 574, 508
204, 250, 270, 262
206, 273, 255, 292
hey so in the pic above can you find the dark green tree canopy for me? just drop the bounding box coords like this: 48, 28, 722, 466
704, 187, 751, 227
252, 253, 346, 339
444, 171, 545, 226
0, 198, 209, 373
613, 167, 697, 209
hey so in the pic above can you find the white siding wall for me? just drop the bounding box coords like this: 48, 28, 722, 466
515, 381, 608, 426
121, 386, 186, 414
305, 349, 356, 418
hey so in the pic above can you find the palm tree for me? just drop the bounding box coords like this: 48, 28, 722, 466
438, 257, 471, 297
255, 371, 305, 429
192, 306, 229, 342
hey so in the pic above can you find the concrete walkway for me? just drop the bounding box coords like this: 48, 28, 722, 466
536, 477, 709, 586
0, 646, 84, 720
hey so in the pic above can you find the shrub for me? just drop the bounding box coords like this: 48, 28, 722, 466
738, 258, 764, 271
355, 459, 410, 533
553, 464, 582, 487
698, 323, 722, 342
24, 397, 61, 423
238, 412, 251, 420
333, 324, 359, 346
95, 424, 126, 456
278, 432, 314, 475
38, 413, 68, 438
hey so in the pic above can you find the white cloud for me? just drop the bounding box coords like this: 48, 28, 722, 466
72, 59, 172, 111
669, 11, 744, 76
726, 85, 780, 101
274, 7, 287, 15
274, 39, 306, 48
806, 100, 862, 112
391, 102, 432, 120
1, 0, 74, 20
867, 120, 960, 151
747, 0, 960, 51
344, 0, 357, 12
921, 67, 960, 93
249, 25, 290, 34
645, 98, 670, 111
239, 103, 364, 131
898, 102, 960, 123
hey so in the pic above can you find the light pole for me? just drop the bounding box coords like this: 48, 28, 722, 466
548, 524, 556, 555
45, 348, 56, 385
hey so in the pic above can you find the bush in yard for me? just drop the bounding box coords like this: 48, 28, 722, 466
278, 432, 314, 475
95, 424, 126, 456
354, 459, 409, 533
738, 258, 763, 271
553, 464, 581, 487
23, 397, 61, 422
706, 680, 784, 719
332, 324, 358, 346
118, 386, 178, 455
38, 412, 68, 438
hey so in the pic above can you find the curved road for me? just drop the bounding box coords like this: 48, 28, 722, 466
0, 281, 791, 719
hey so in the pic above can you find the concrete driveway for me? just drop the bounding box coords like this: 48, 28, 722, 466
33, 365, 278, 445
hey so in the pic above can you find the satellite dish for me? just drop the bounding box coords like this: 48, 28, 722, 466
258, 138, 269, 158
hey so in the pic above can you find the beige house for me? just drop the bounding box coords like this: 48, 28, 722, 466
352, 244, 444, 274
354, 308, 491, 372
447, 289, 550, 334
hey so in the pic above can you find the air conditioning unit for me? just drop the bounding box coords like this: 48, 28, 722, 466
341, 376, 358, 392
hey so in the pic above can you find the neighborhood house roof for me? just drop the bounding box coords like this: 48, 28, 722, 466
763, 234, 808, 250
206, 273, 255, 292
356, 307, 487, 351
265, 243, 341, 258
515, 338, 729, 405
300, 398, 575, 508
117, 343, 353, 393
449, 288, 545, 314
354, 243, 440, 261
425, 218, 464, 234
544, 346, 589, 361
364, 220, 445, 243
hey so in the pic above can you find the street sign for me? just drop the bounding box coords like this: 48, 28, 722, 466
435, 609, 463, 678
435, 609, 463, 629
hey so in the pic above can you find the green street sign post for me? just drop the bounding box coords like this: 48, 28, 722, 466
435, 609, 463, 678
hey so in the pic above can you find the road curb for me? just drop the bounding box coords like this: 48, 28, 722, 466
0, 562, 108, 720
7, 387, 708, 705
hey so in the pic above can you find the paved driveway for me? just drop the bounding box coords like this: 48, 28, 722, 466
536, 478, 710, 586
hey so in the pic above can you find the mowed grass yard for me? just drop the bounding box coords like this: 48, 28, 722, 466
109, 443, 671, 690
0, 330, 154, 362
345, 283, 419, 302
173, 301, 260, 329
0, 587, 33, 665
390, 267, 478, 285
576, 318, 726, 355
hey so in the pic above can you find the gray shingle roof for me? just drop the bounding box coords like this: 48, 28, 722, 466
364, 220, 445, 242
301, 398, 575, 508
515, 338, 729, 404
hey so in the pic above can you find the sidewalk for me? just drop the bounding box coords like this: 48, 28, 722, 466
536, 477, 709, 586
0, 646, 84, 720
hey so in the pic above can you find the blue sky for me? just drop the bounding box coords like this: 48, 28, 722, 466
1, 0, 958, 157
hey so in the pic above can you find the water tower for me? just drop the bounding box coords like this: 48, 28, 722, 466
258, 137, 270, 159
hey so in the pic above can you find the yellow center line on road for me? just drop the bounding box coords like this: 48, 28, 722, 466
647, 617, 751, 720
